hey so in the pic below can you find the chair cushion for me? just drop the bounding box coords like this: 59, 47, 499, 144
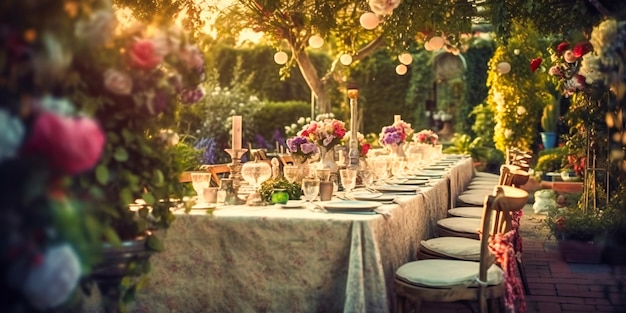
396, 259, 504, 287
457, 193, 487, 206
448, 207, 483, 218
437, 217, 481, 234
421, 237, 481, 260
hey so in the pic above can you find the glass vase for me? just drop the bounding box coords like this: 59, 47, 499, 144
387, 142, 407, 160
289, 153, 310, 183
317, 145, 338, 174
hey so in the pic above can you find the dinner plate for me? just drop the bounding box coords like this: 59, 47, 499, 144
348, 192, 397, 202
396, 179, 429, 185
416, 171, 446, 177
280, 200, 306, 209
372, 185, 420, 193
321, 200, 382, 212
422, 166, 449, 171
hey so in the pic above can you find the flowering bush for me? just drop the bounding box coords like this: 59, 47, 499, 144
343, 131, 371, 157
286, 136, 318, 161
413, 129, 439, 145
284, 113, 335, 137
299, 118, 347, 149
543, 41, 594, 97
379, 120, 413, 145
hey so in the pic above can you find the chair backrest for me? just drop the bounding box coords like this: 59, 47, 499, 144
199, 164, 231, 187
279, 154, 294, 166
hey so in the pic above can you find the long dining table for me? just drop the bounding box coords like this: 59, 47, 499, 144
132, 156, 475, 313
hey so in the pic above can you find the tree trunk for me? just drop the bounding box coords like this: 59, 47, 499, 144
291, 45, 330, 113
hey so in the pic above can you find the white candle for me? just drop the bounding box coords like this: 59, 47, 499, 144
232, 115, 242, 150
394, 115, 401, 123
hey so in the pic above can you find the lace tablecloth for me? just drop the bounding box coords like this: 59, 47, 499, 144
99, 157, 473, 313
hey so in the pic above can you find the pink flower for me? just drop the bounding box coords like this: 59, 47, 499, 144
22, 111, 105, 175
178, 44, 204, 72
563, 50, 577, 63
129, 39, 163, 70
530, 58, 542, 72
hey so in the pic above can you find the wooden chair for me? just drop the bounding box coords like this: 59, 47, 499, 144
395, 187, 522, 313
278, 154, 294, 167
199, 164, 231, 187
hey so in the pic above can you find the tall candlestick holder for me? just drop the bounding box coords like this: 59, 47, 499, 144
225, 148, 248, 205
347, 83, 360, 170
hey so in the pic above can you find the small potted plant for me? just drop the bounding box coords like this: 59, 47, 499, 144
540, 103, 558, 149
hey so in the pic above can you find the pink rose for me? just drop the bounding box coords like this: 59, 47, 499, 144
129, 39, 163, 70
563, 50, 577, 63
103, 68, 133, 95
22, 111, 105, 175
530, 58, 542, 73
572, 42, 592, 58
178, 44, 204, 71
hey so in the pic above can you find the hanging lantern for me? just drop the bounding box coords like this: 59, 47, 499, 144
308, 35, 324, 48
340, 54, 353, 65
428, 36, 445, 50
496, 61, 511, 74
273, 51, 288, 65
398, 53, 413, 65
424, 41, 433, 51
396, 64, 408, 75
359, 12, 379, 30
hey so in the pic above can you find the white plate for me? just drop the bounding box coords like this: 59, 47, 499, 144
416, 171, 446, 177
348, 192, 397, 202
423, 166, 449, 171
321, 200, 382, 212
280, 200, 306, 209
372, 185, 420, 193
396, 179, 429, 185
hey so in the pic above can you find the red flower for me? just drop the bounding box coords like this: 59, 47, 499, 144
530, 57, 542, 72
556, 42, 570, 54
572, 42, 592, 58
22, 111, 105, 175
360, 143, 370, 156
129, 39, 163, 70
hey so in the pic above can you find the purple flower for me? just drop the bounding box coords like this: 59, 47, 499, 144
180, 86, 205, 104
300, 143, 318, 154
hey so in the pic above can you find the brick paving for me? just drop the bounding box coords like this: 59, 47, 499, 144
416, 205, 626, 313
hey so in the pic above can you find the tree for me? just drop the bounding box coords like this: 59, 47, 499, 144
216, 0, 477, 113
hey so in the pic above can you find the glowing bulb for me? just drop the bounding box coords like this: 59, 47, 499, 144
273, 51, 288, 65
398, 53, 413, 65
308, 35, 324, 48
396, 64, 408, 75
496, 61, 511, 74
339, 54, 353, 65
428, 36, 445, 50
359, 12, 380, 30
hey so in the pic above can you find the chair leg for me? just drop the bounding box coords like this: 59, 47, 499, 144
413, 299, 422, 313
396, 295, 404, 313
517, 256, 531, 295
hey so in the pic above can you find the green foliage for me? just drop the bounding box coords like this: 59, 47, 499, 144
460, 39, 496, 136
405, 49, 435, 130
259, 178, 302, 203
255, 100, 310, 141
443, 133, 504, 172
486, 21, 552, 152
535, 147, 568, 173
543, 193, 613, 241
541, 102, 557, 132
470, 103, 496, 147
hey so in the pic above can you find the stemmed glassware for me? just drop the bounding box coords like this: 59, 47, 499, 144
301, 178, 321, 210
191, 173, 212, 204
241, 160, 272, 205
359, 169, 375, 189
283, 165, 300, 184
339, 169, 357, 195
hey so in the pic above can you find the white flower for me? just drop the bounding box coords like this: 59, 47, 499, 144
580, 53, 605, 85
74, 9, 117, 46
297, 117, 305, 124
103, 68, 133, 95
504, 129, 514, 138
159, 129, 179, 147
0, 109, 25, 161
516, 106, 526, 115
22, 245, 81, 310
492, 90, 505, 106
369, 0, 401, 15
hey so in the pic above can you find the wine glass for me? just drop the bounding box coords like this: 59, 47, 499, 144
283, 165, 300, 183
316, 168, 331, 181
241, 160, 272, 205
191, 173, 211, 204
360, 169, 375, 188
339, 169, 357, 194
301, 179, 320, 210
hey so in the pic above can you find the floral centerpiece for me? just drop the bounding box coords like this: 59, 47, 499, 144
343, 131, 371, 158
379, 120, 413, 159
413, 129, 439, 145
286, 136, 318, 163
298, 118, 347, 172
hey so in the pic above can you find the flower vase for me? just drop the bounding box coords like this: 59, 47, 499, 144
317, 146, 338, 174
387, 143, 407, 160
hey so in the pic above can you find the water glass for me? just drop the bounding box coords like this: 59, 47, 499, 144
339, 169, 357, 194
191, 173, 211, 203
360, 169, 375, 188
301, 179, 320, 204
284, 165, 300, 183
316, 168, 331, 181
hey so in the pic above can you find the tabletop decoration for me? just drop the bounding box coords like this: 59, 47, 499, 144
299, 118, 347, 173
379, 120, 413, 159
413, 129, 439, 145
259, 177, 302, 203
